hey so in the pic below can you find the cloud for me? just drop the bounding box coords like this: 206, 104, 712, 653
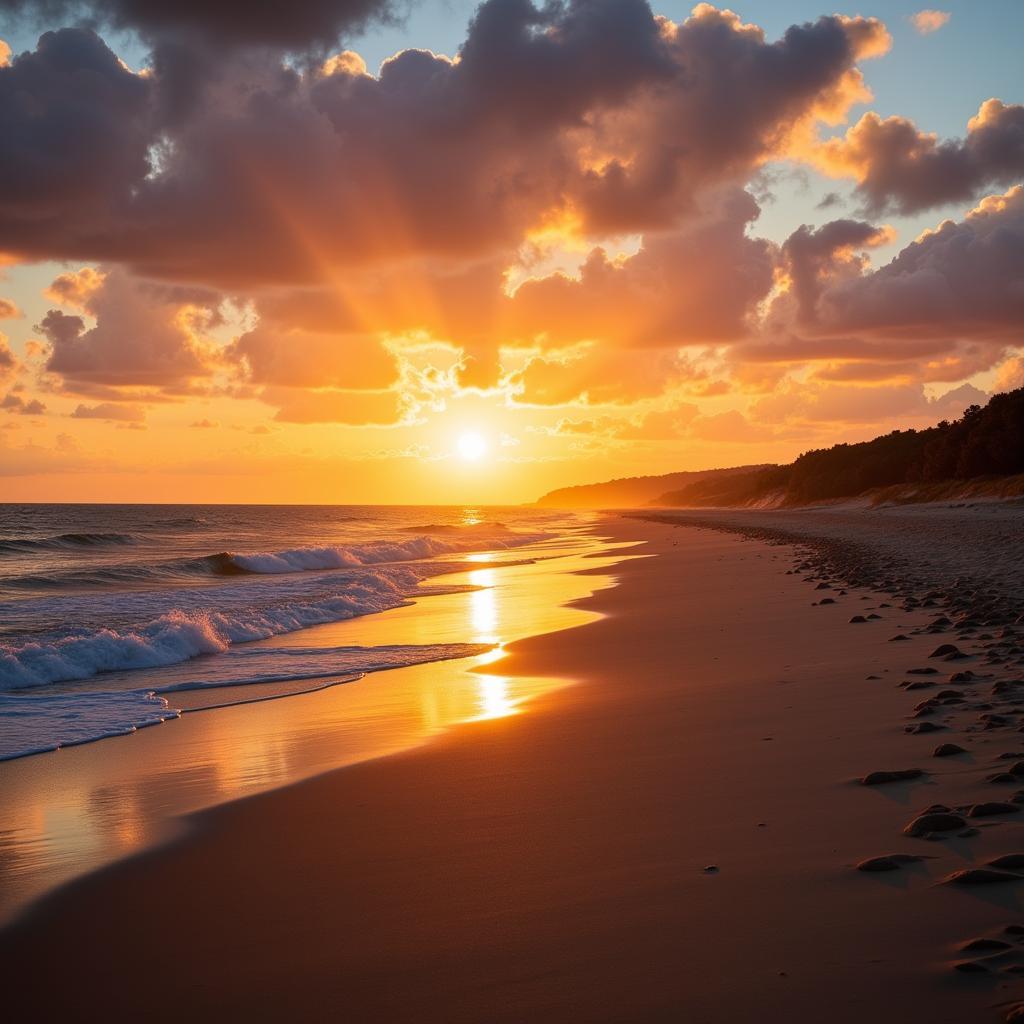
814, 185, 1024, 340
0, 0, 404, 50
36, 267, 219, 391
0, 3, 893, 283
0, 297, 20, 318
773, 218, 893, 328
44, 266, 105, 308
751, 380, 988, 427
70, 401, 146, 422
910, 10, 950, 35
0, 29, 152, 253
510, 345, 693, 406
688, 409, 767, 443
996, 353, 1024, 393
189, 418, 219, 428
816, 100, 1024, 215
0, 334, 16, 381
1, 392, 46, 415
507, 189, 774, 348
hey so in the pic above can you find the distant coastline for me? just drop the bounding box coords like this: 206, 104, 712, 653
536, 386, 1024, 510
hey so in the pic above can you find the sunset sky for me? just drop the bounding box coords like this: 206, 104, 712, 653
0, 0, 1021, 503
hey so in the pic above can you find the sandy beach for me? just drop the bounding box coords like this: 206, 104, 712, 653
5, 508, 1024, 1021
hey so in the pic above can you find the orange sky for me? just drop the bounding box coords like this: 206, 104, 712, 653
0, 1, 1021, 503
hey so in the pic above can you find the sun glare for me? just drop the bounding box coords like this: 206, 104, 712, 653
457, 431, 488, 462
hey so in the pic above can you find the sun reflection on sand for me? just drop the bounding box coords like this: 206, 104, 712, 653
475, 674, 516, 720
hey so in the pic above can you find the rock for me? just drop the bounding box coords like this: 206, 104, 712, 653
967, 802, 1021, 818
905, 722, 945, 734
907, 667, 939, 675
945, 868, 1024, 885
819, 597, 835, 605
991, 773, 1021, 784
931, 644, 964, 659
962, 938, 1013, 952
904, 812, 966, 836
989, 854, 1024, 870
950, 671, 978, 683
856, 854, 925, 872
849, 615, 867, 624
953, 959, 991, 973
889, 635, 910, 642
861, 769, 924, 785
934, 743, 967, 757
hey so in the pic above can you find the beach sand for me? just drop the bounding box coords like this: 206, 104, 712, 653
5, 514, 1024, 1022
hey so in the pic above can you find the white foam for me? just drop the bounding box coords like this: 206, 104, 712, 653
0, 690, 179, 760
0, 642, 494, 760
0, 574, 413, 690
227, 532, 544, 574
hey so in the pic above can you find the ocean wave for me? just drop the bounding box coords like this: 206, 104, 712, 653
399, 521, 511, 535
1, 530, 546, 590
0, 573, 414, 690
0, 641, 494, 760
0, 532, 137, 554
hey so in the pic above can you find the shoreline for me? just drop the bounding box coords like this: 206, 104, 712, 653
4, 511, 1024, 1021
0, 531, 632, 925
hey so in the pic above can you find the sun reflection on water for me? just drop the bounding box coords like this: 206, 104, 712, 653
469, 567, 498, 643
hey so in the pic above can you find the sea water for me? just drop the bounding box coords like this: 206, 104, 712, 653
0, 504, 576, 760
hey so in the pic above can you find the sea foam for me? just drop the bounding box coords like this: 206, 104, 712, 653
0, 573, 413, 690
0, 641, 494, 760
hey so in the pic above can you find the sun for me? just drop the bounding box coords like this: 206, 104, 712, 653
457, 430, 488, 462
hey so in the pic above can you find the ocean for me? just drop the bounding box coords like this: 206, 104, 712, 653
0, 504, 578, 761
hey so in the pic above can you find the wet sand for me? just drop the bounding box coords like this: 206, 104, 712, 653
4, 514, 1024, 1022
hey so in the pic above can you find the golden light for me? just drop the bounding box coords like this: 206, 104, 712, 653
456, 430, 488, 461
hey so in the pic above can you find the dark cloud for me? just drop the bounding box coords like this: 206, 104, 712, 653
1, 392, 46, 414
575, 6, 889, 233
0, 2, 891, 283
817, 185, 1024, 338
777, 218, 891, 327
737, 186, 1023, 389
70, 400, 144, 421
0, 336, 17, 381
823, 100, 1024, 215
815, 191, 843, 210
0, 28, 151, 251
0, 0, 405, 50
